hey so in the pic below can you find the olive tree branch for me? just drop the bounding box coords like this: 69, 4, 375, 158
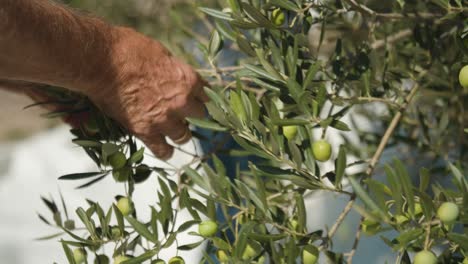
343, 81, 422, 263
323, 80, 422, 256
342, 0, 446, 20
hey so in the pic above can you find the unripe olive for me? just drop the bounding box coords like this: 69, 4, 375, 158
413, 250, 437, 264
94, 254, 109, 264
216, 250, 229, 263
73, 248, 87, 264
168, 256, 185, 264
116, 197, 134, 216
113, 255, 131, 264
437, 202, 459, 224
302, 245, 319, 264
151, 259, 166, 264
283, 126, 298, 140
110, 226, 122, 240
463, 258, 468, 264
272, 8, 285, 26
459, 65, 468, 88
242, 243, 257, 260
198, 220, 218, 237
109, 152, 127, 169
312, 140, 332, 162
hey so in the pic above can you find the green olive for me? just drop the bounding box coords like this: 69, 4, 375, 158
437, 202, 459, 224
312, 140, 332, 162
283, 125, 298, 140
113, 255, 131, 264
272, 8, 285, 26
73, 248, 87, 264
116, 197, 134, 216
151, 259, 166, 264
462, 257, 468, 264
459, 65, 468, 88
198, 220, 218, 237
110, 226, 122, 240
168, 256, 185, 264
413, 250, 437, 264
302, 245, 319, 264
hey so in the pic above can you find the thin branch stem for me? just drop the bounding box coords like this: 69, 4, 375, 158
371, 29, 413, 50
323, 81, 421, 259
345, 222, 363, 263
343, 0, 447, 20
197, 66, 243, 75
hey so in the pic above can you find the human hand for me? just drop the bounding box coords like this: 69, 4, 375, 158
84, 27, 208, 160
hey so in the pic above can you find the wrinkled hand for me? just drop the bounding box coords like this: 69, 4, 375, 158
85, 27, 208, 160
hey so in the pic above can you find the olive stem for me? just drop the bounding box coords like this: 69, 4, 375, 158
324, 79, 422, 258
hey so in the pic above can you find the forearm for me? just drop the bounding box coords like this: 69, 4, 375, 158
0, 0, 117, 94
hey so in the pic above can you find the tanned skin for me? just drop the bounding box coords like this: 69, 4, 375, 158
0, 0, 208, 159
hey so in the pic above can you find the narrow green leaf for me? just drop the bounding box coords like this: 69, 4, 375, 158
121, 249, 157, 264
199, 7, 233, 21
419, 167, 430, 192
61, 240, 76, 264
334, 146, 346, 188
385, 165, 403, 215
240, 3, 275, 28
349, 176, 388, 221
208, 30, 223, 58
59, 172, 104, 180
72, 140, 102, 148
128, 148, 145, 164
125, 216, 157, 243
178, 241, 204, 251
236, 35, 256, 56
186, 118, 228, 131
393, 159, 415, 216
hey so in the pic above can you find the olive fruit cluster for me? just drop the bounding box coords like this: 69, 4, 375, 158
282, 126, 332, 162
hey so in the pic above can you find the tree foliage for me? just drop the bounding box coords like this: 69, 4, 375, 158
37, 0, 467, 263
